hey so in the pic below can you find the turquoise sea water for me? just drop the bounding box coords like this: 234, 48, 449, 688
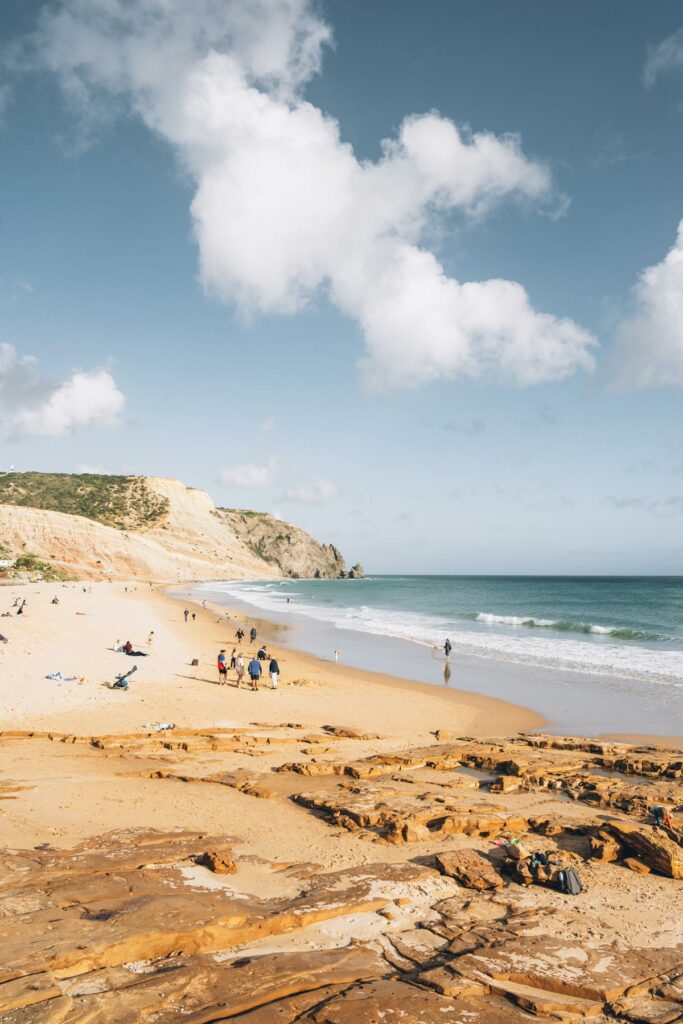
198, 575, 683, 686
182, 575, 683, 736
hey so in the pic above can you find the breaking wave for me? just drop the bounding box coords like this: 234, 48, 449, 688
193, 580, 683, 686
473, 612, 665, 641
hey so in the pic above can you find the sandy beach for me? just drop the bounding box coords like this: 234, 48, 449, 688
0, 579, 682, 1022
0, 580, 542, 744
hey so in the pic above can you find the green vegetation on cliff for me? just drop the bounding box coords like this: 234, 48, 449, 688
0, 473, 169, 531
11, 553, 75, 582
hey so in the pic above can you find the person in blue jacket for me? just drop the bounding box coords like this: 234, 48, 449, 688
248, 655, 262, 690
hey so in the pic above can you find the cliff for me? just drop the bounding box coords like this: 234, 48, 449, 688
0, 472, 360, 583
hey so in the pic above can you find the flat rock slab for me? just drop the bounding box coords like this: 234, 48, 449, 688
454, 940, 682, 1003
0, 829, 433, 992
617, 995, 683, 1024
436, 850, 505, 891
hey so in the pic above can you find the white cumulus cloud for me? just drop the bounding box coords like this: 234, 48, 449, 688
0, 343, 125, 437
29, 0, 596, 389
612, 220, 683, 388
282, 479, 338, 504
219, 456, 278, 487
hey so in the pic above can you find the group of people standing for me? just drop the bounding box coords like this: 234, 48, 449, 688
217, 623, 280, 690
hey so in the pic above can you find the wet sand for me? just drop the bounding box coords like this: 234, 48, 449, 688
179, 583, 683, 744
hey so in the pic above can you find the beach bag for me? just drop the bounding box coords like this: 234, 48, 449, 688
558, 866, 584, 895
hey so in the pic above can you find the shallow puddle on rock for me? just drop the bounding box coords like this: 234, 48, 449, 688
179, 860, 304, 899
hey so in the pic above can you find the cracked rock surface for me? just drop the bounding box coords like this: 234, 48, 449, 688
0, 729, 681, 1021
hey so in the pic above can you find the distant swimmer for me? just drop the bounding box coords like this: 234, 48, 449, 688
444, 638, 452, 658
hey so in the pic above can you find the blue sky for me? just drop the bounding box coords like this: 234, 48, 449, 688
2, 0, 683, 573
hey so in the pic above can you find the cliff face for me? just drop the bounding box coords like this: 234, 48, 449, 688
0, 473, 358, 583
217, 509, 346, 579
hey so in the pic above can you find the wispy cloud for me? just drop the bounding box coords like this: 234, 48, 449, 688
588, 130, 652, 169
608, 494, 683, 515
644, 25, 683, 87
218, 456, 278, 488
444, 417, 485, 435
282, 479, 338, 504
520, 402, 558, 428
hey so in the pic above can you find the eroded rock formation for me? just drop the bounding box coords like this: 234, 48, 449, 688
0, 728, 681, 1021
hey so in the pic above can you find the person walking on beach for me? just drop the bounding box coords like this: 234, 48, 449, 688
250, 626, 257, 643
147, 631, 154, 648
269, 654, 280, 690
247, 655, 262, 690
229, 648, 237, 670
217, 649, 227, 685
444, 638, 452, 658
235, 653, 245, 687
183, 608, 189, 622
235, 627, 244, 644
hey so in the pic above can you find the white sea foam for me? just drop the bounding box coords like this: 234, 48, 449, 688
197, 581, 683, 686
473, 612, 662, 639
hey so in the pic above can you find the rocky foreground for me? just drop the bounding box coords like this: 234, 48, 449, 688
0, 728, 681, 1022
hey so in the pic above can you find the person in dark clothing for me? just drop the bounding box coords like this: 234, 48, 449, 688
235, 628, 244, 643
247, 656, 262, 690
183, 608, 189, 622
444, 639, 452, 658
268, 656, 280, 689
123, 640, 147, 656
250, 626, 257, 643
257, 645, 268, 661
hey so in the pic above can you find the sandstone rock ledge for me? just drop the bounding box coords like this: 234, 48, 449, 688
0, 730, 681, 1022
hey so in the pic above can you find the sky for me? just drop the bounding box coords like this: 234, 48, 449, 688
2, 0, 683, 574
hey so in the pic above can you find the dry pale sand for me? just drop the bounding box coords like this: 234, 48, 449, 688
0, 579, 537, 869
0, 580, 541, 740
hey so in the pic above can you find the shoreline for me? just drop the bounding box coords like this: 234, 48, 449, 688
157, 585, 545, 739
0, 580, 540, 741
171, 582, 683, 748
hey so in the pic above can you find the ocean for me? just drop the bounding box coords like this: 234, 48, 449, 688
188, 575, 683, 737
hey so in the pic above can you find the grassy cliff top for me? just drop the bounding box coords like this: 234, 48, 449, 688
0, 472, 169, 531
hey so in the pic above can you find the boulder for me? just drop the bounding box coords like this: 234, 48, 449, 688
401, 822, 431, 843
606, 822, 683, 878
435, 850, 505, 891
196, 849, 237, 874
590, 835, 620, 863
623, 857, 652, 875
